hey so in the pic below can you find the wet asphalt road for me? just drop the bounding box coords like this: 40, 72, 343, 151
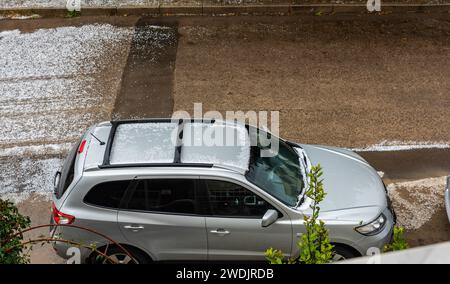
359, 149, 450, 182
0, 14, 449, 262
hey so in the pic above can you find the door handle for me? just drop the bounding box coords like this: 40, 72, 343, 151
124, 225, 144, 232
210, 228, 230, 236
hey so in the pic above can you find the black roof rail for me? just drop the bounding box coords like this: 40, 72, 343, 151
98, 163, 214, 169
173, 118, 184, 164
109, 118, 216, 125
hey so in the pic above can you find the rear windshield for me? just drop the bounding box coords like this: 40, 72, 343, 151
55, 139, 81, 199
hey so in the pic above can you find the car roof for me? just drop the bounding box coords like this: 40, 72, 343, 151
82, 119, 251, 175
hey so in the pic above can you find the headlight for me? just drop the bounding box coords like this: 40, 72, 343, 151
355, 214, 386, 236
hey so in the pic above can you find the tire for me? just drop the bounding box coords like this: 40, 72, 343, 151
332, 245, 360, 262
90, 245, 151, 264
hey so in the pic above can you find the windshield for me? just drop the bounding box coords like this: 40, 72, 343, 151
245, 128, 304, 206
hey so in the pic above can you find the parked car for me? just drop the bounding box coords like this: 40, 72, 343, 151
445, 173, 450, 222
51, 119, 395, 263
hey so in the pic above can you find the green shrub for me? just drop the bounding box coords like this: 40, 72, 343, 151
298, 164, 334, 264
383, 226, 409, 252
265, 248, 286, 264
0, 198, 31, 264
67, 11, 81, 18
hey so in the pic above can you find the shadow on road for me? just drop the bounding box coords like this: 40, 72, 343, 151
113, 17, 179, 119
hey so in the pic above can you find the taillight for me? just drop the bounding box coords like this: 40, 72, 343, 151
78, 140, 87, 154
52, 202, 75, 224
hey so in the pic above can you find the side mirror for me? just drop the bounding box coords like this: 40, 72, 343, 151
261, 209, 278, 227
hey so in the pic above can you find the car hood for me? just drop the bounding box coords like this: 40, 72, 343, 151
297, 144, 387, 213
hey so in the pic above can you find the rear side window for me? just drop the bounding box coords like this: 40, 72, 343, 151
84, 180, 131, 209
55, 139, 80, 199
126, 179, 197, 215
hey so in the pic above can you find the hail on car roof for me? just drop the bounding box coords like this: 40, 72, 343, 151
97, 119, 251, 174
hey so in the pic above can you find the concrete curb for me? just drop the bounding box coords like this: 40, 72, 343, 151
0, 4, 449, 17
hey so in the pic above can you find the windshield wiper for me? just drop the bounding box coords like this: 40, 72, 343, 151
285, 140, 302, 151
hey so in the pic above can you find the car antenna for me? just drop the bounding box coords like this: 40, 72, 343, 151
90, 132, 105, 145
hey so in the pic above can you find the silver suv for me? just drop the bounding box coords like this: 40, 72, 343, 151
51, 119, 395, 263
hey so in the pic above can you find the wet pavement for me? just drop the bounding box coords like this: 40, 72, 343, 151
173, 14, 450, 148
358, 149, 450, 182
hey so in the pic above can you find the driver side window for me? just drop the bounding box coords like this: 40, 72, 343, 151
205, 180, 274, 218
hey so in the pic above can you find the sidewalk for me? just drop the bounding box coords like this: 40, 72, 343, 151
1, 1, 449, 18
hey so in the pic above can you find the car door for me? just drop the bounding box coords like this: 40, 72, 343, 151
201, 178, 292, 261
117, 178, 207, 261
